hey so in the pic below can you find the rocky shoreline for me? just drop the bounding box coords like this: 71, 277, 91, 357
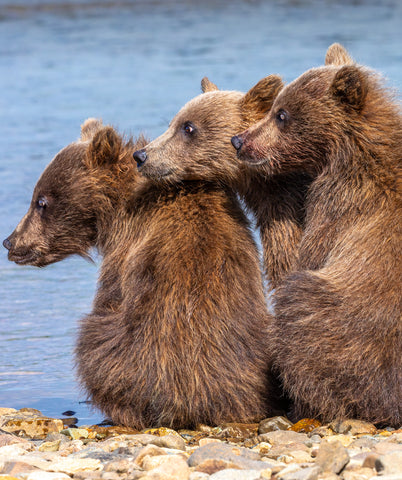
0, 408, 401, 480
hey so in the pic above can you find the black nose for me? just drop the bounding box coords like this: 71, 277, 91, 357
133, 149, 147, 168
231, 135, 243, 151
3, 237, 12, 251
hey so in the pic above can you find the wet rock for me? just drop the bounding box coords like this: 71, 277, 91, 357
61, 417, 78, 427
214, 423, 259, 440
314, 439, 349, 474
258, 416, 293, 434
289, 419, 321, 434
0, 412, 63, 439
329, 420, 377, 436
258, 430, 309, 446
375, 450, 402, 475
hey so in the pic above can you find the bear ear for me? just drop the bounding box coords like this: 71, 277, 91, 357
330, 66, 368, 112
241, 74, 284, 123
81, 118, 104, 141
325, 43, 354, 66
86, 126, 122, 168
201, 77, 219, 93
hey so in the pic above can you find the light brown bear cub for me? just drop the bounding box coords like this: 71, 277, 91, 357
134, 76, 311, 290
233, 44, 402, 426
4, 119, 284, 428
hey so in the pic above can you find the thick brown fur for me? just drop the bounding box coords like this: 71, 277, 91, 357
4, 119, 285, 428
135, 77, 311, 290
234, 44, 402, 426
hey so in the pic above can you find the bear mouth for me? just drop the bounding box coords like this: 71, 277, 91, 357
140, 166, 176, 180
8, 249, 41, 266
237, 150, 268, 167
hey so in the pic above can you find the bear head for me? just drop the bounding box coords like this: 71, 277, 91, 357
133, 75, 283, 186
232, 43, 378, 176
3, 119, 143, 266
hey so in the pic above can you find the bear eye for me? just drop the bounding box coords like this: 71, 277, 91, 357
183, 122, 196, 136
37, 196, 48, 210
276, 109, 289, 125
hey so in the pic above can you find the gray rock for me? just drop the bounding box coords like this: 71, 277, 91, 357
258, 430, 309, 446
314, 440, 350, 473
259, 416, 293, 434
375, 451, 402, 475
280, 466, 321, 480
188, 442, 267, 471
209, 469, 264, 480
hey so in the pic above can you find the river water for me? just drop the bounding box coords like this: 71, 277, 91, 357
0, 0, 401, 425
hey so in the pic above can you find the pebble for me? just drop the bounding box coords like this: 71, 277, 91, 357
0, 409, 400, 479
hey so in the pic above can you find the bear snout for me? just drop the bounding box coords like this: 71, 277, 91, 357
231, 135, 243, 152
3, 237, 12, 251
133, 149, 147, 168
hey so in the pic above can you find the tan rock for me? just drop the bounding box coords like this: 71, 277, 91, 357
0, 413, 63, 439
144, 455, 190, 480
142, 454, 187, 471
46, 457, 102, 474
0, 409, 17, 416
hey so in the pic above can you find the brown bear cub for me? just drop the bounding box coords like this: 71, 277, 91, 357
134, 77, 311, 290
4, 119, 285, 428
233, 44, 402, 426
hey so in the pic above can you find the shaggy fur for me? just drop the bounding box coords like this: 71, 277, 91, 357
134, 77, 311, 289
234, 44, 402, 426
4, 119, 285, 428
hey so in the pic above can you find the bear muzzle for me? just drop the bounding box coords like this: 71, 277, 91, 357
133, 149, 147, 168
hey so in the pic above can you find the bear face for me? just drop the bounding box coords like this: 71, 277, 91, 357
134, 75, 283, 186
4, 119, 143, 267
233, 44, 376, 176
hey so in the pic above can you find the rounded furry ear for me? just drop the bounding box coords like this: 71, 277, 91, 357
201, 77, 219, 93
325, 43, 354, 66
241, 74, 284, 123
86, 126, 122, 168
81, 118, 104, 141
330, 66, 368, 112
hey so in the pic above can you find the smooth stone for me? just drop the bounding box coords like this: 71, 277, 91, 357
188, 443, 263, 471
103, 458, 141, 474
209, 469, 268, 479
133, 444, 167, 466
375, 451, 402, 475
289, 419, 321, 434
374, 440, 402, 455
214, 423, 259, 439
0, 460, 39, 476
0, 413, 64, 439
259, 417, 293, 434
329, 420, 377, 436
193, 458, 242, 474
189, 472, 210, 480
142, 454, 188, 471
314, 440, 350, 473
258, 430, 309, 446
325, 434, 353, 447
72, 472, 103, 480
38, 440, 61, 452
61, 428, 89, 440
275, 463, 302, 479
27, 473, 71, 480
280, 466, 321, 480
342, 467, 375, 480
348, 437, 379, 450
0, 434, 29, 448
143, 455, 189, 480
46, 457, 102, 474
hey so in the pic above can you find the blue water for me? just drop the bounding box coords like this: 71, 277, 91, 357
0, 0, 401, 425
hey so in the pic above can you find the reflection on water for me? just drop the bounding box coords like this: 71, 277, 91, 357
0, 0, 401, 424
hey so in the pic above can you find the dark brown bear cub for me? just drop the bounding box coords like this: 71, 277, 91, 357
233, 44, 402, 426
4, 119, 284, 428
